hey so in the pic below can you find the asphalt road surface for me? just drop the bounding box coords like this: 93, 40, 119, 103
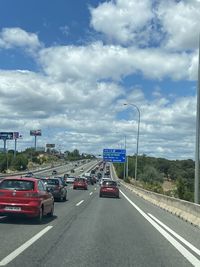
0, 163, 200, 267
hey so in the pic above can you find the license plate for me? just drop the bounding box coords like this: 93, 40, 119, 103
4, 206, 21, 211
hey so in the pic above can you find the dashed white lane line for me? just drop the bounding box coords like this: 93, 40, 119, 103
120, 189, 200, 267
94, 188, 97, 191
76, 200, 84, 206
0, 226, 53, 266
89, 192, 93, 196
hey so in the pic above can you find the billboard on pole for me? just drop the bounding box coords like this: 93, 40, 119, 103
30, 130, 42, 136
0, 132, 14, 140
103, 149, 126, 163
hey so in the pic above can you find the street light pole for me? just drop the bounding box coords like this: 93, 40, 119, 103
195, 36, 200, 204
124, 103, 140, 180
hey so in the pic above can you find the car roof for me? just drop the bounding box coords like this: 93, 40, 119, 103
1, 177, 37, 182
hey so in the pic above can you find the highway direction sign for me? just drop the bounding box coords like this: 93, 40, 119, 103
103, 149, 126, 163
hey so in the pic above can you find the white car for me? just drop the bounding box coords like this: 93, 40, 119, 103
99, 177, 110, 186
66, 176, 75, 183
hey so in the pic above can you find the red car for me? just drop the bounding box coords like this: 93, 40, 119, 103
73, 178, 88, 190
99, 180, 119, 198
0, 177, 54, 222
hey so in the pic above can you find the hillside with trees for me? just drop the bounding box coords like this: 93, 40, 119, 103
114, 154, 194, 202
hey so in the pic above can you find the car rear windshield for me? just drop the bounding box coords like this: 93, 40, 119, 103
102, 181, 117, 186
46, 179, 59, 185
75, 178, 85, 182
0, 180, 34, 190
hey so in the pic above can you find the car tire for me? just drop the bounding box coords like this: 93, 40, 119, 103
36, 207, 43, 223
73, 187, 76, 190
47, 204, 54, 217
63, 193, 67, 201
99, 194, 102, 198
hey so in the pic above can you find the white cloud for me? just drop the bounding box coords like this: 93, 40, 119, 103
156, 0, 200, 51
0, 27, 41, 51
39, 42, 196, 81
90, 0, 153, 45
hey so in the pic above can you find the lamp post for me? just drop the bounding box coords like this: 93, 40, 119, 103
195, 36, 200, 204
124, 103, 140, 180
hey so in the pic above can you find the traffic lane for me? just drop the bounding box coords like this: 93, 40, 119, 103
2, 188, 98, 267
0, 184, 96, 262
38, 160, 98, 177
7, 188, 194, 267
118, 183, 200, 251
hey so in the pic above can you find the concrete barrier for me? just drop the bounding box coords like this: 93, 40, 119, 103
111, 165, 200, 228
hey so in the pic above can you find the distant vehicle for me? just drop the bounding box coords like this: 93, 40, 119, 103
80, 167, 84, 172
65, 176, 75, 183
70, 169, 75, 173
46, 177, 67, 201
0, 177, 54, 222
52, 170, 58, 175
99, 177, 110, 186
34, 176, 50, 185
84, 173, 94, 185
24, 172, 34, 177
73, 178, 88, 190
99, 180, 119, 198
63, 173, 70, 179
90, 169, 95, 175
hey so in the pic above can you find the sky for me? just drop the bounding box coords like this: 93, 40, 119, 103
0, 0, 200, 159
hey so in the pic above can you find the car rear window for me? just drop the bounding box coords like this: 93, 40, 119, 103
102, 181, 117, 186
46, 179, 60, 185
75, 178, 85, 182
0, 180, 34, 190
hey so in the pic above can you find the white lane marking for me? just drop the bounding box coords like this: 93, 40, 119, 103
89, 192, 93, 196
94, 188, 96, 191
76, 200, 84, 206
148, 213, 200, 257
119, 189, 200, 267
0, 226, 53, 266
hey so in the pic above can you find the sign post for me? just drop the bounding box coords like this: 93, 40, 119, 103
30, 130, 42, 151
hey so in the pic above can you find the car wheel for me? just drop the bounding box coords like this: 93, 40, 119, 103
99, 194, 102, 198
73, 187, 76, 190
63, 193, 67, 201
47, 204, 54, 217
36, 207, 43, 223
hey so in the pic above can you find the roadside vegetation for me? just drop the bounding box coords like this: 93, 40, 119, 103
0, 148, 95, 173
114, 154, 194, 202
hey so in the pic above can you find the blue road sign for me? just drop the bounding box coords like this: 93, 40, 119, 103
103, 149, 126, 163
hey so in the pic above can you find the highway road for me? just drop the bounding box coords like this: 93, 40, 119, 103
0, 163, 200, 267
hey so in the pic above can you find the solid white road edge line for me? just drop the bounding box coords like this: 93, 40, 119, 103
119, 189, 200, 267
148, 213, 200, 257
0, 226, 53, 266
76, 200, 84, 206
89, 192, 93, 196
